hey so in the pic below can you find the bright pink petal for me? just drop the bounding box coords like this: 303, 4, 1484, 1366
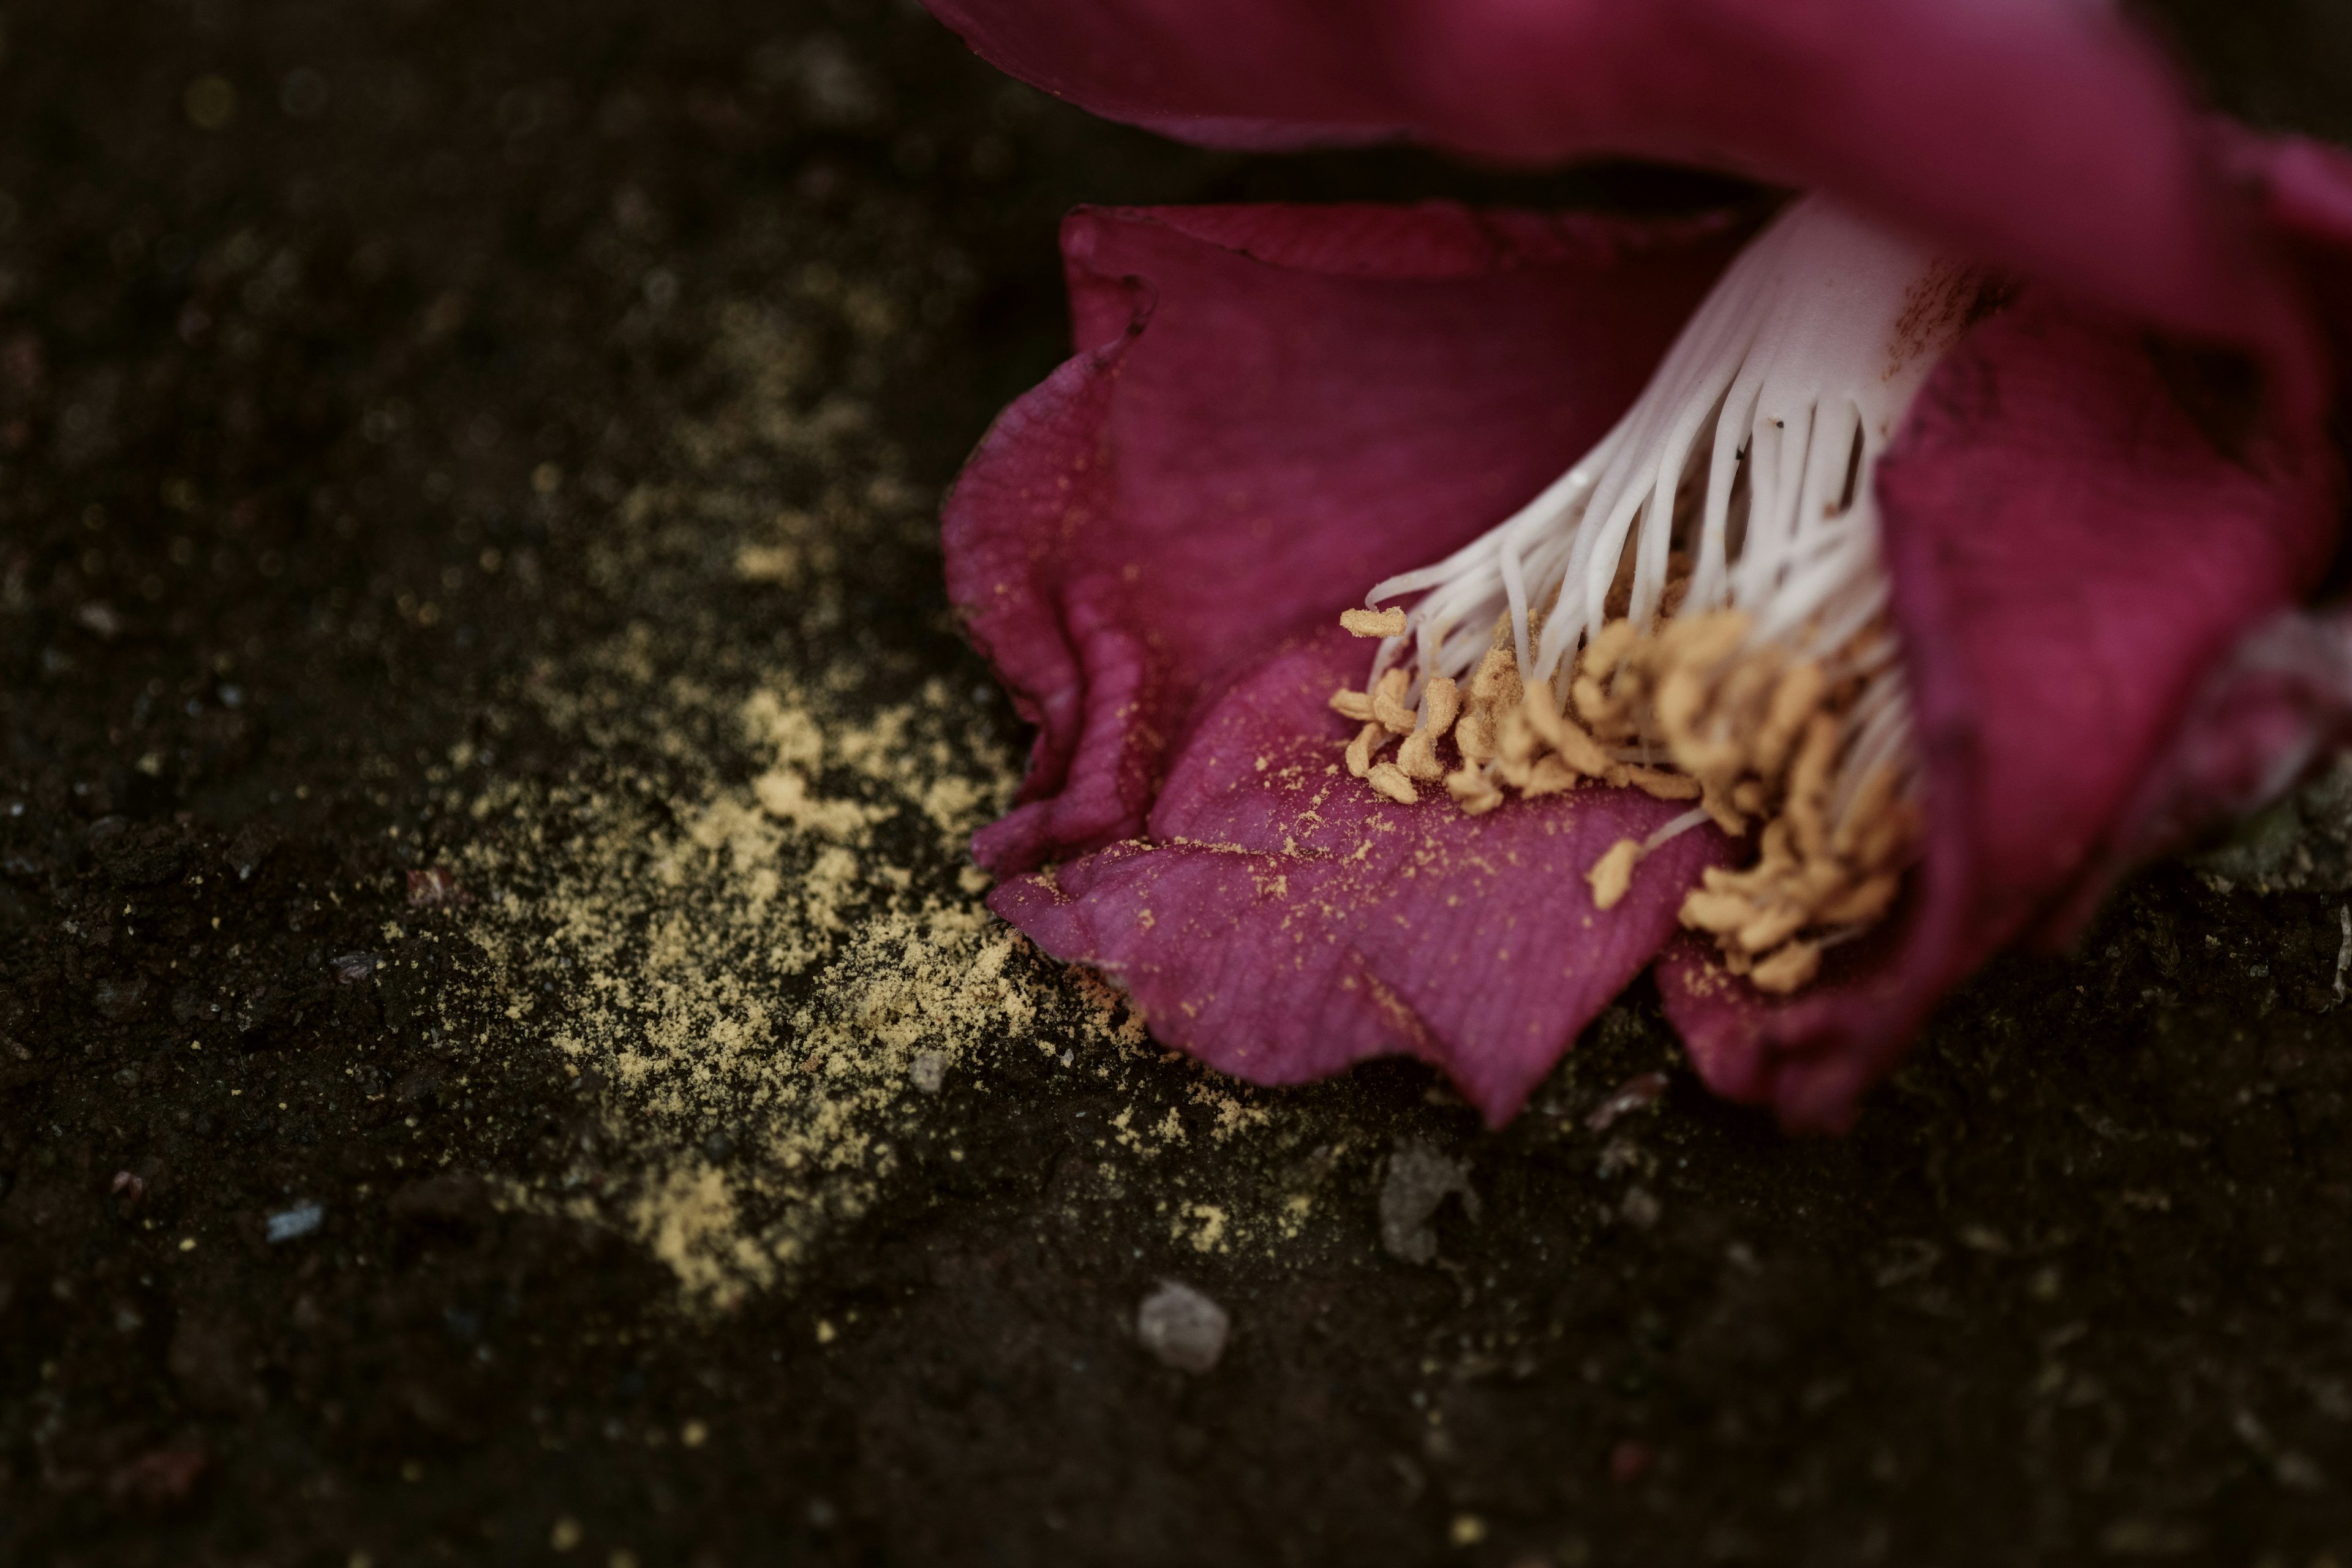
924, 0, 2321, 418
992, 631, 1732, 1123
1660, 287, 2343, 1132
945, 203, 1751, 873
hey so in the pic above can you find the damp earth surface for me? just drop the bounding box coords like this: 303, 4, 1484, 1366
7, 1, 2352, 1564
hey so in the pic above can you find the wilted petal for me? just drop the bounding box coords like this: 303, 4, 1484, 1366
993, 631, 1730, 1122
2099, 611, 2352, 879
924, 0, 2321, 416
1660, 287, 2343, 1131
2230, 131, 2352, 341
946, 203, 1751, 872
2072, 135, 2352, 895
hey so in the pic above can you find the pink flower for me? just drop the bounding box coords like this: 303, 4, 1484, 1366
929, 0, 2352, 1128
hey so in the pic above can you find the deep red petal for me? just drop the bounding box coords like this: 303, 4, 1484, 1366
945, 203, 1750, 872
2100, 612, 2352, 880
2070, 134, 2352, 893
1660, 287, 2344, 1131
991, 631, 1732, 1122
924, 0, 2321, 418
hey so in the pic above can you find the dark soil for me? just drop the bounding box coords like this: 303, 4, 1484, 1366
6, 3, 2352, 1566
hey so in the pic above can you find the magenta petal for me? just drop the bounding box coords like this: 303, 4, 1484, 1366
992, 631, 1731, 1123
946, 203, 1749, 873
1660, 289, 2343, 1132
2100, 612, 2352, 878
924, 0, 2321, 415
2076, 137, 2352, 880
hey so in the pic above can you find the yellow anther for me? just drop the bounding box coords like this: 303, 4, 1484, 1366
1653, 609, 1750, 672
1679, 889, 1754, 935
1457, 649, 1520, 764
1653, 665, 1708, 741
1587, 838, 1641, 911
1454, 711, 1496, 764
1337, 560, 1914, 998
1446, 763, 1502, 815
1372, 666, 1418, 734
1520, 687, 1615, 777
1698, 779, 1746, 835
1341, 606, 1408, 638
1581, 619, 1638, 678
1571, 674, 1618, 728
1830, 761, 1900, 862
1793, 854, 1849, 904
1735, 902, 1808, 956
1365, 761, 1417, 805
1621, 766, 1702, 803
1422, 674, 1461, 735
1753, 660, 1826, 777
1855, 801, 1917, 875
1468, 646, 1519, 703
1716, 651, 1782, 725
1496, 706, 1538, 772
1395, 674, 1461, 780
1748, 940, 1822, 993
1521, 756, 1579, 797
1816, 870, 1900, 926
1784, 712, 1840, 859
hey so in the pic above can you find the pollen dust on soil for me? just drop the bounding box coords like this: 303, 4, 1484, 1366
407, 290, 1325, 1308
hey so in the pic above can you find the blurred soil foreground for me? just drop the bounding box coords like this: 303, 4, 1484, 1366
7, 1, 2352, 1563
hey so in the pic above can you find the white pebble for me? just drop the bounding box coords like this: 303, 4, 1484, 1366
1136, 1280, 1228, 1374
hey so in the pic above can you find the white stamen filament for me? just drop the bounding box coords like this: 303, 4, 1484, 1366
1363, 193, 1982, 849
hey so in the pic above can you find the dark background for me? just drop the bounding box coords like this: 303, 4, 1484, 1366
7, 1, 2352, 1564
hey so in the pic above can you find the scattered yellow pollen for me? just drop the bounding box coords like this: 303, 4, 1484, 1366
1341, 606, 1409, 638
1587, 838, 1640, 910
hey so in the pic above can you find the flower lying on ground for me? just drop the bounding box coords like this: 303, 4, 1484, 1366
925, 0, 2352, 1128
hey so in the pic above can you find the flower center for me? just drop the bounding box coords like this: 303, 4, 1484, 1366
1329, 194, 1997, 993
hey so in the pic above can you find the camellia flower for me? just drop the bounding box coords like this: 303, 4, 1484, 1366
924, 0, 2352, 1128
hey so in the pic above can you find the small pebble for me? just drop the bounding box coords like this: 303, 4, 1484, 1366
265, 1202, 324, 1243
909, 1050, 945, 1093
1136, 1280, 1229, 1374
1379, 1142, 1479, 1266
330, 952, 383, 985
1619, 1187, 1661, 1230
